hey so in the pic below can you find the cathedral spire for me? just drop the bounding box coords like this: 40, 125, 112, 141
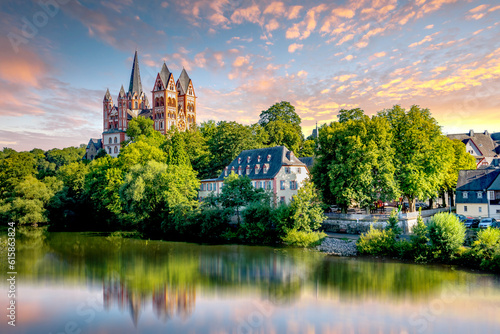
177, 67, 191, 95
128, 51, 143, 95
104, 88, 111, 101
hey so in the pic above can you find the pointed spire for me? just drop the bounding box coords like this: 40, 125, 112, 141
159, 62, 171, 87
119, 85, 125, 97
178, 68, 191, 95
104, 88, 111, 101
128, 51, 143, 95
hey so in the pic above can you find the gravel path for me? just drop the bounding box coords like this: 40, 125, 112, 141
317, 237, 358, 257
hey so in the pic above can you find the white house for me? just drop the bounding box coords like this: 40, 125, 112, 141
199, 146, 310, 205
456, 168, 500, 219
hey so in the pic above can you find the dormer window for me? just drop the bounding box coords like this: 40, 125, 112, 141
477, 192, 483, 198
257, 155, 261, 162
225, 167, 229, 176
263, 163, 269, 174
247, 156, 251, 163
255, 164, 260, 174
246, 165, 251, 174
238, 157, 242, 164
238, 166, 242, 175
463, 192, 468, 199
267, 154, 271, 162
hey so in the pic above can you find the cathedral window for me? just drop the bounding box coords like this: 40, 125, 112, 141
114, 137, 117, 144
109, 138, 112, 144
160, 97, 164, 106
108, 147, 111, 154
129, 102, 131, 109
134, 101, 138, 109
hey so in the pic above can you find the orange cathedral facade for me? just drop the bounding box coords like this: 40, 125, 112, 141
101, 51, 197, 157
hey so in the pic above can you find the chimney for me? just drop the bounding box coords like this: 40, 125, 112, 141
469, 129, 474, 137
485, 130, 489, 136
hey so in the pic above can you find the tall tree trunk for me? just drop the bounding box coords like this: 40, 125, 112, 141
441, 190, 446, 207
408, 197, 416, 212
449, 189, 455, 207
429, 198, 434, 209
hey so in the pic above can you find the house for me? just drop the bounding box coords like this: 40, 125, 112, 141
448, 130, 500, 168
199, 146, 309, 205
83, 138, 102, 160
456, 168, 500, 219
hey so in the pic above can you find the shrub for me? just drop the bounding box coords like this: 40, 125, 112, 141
472, 227, 500, 273
410, 212, 430, 263
356, 226, 395, 256
281, 229, 326, 248
240, 202, 280, 244
386, 208, 402, 237
427, 212, 466, 262
394, 240, 413, 260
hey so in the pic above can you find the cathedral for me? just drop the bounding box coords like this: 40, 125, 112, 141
100, 51, 197, 158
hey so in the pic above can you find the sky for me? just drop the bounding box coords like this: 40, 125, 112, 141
0, 0, 499, 151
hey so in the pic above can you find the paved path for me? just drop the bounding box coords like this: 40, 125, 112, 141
325, 232, 411, 241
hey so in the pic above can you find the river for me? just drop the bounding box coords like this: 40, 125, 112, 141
1, 230, 499, 333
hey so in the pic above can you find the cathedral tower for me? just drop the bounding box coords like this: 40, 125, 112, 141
176, 68, 196, 131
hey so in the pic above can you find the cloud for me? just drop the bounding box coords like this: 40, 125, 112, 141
264, 2, 286, 16
288, 43, 303, 53
230, 5, 262, 25
334, 74, 357, 82
297, 70, 308, 77
409, 32, 439, 47
341, 55, 354, 61
265, 19, 280, 32
233, 56, 249, 67
285, 4, 328, 40
287, 6, 303, 19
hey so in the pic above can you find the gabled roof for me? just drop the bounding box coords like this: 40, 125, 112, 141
213, 146, 306, 181
87, 138, 102, 150
158, 63, 171, 88
128, 51, 143, 95
177, 68, 191, 95
456, 169, 500, 191
448, 131, 499, 158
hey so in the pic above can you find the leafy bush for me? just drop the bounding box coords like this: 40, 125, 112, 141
356, 226, 395, 256
471, 227, 500, 273
281, 229, 326, 248
427, 212, 465, 261
410, 212, 430, 263
386, 209, 402, 237
394, 240, 413, 260
240, 202, 280, 244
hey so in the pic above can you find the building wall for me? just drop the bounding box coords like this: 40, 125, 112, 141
273, 165, 309, 205
456, 203, 488, 218
103, 132, 127, 158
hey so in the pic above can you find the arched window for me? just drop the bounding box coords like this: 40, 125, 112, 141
114, 147, 118, 153
172, 98, 176, 106
129, 102, 131, 109
114, 137, 117, 144
160, 97, 164, 106
108, 147, 111, 154
155, 98, 159, 107
134, 101, 138, 109
109, 138, 112, 144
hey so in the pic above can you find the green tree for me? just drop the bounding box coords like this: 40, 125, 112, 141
441, 138, 476, 206
313, 112, 398, 212
207, 121, 267, 178
337, 108, 365, 123
118, 141, 167, 167
258, 101, 302, 128
0, 149, 36, 196
162, 129, 191, 167
410, 210, 430, 262
120, 161, 199, 236
288, 180, 325, 232
298, 139, 315, 157
380, 105, 453, 212
219, 172, 268, 223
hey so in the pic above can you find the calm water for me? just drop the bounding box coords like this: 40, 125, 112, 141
1, 231, 500, 334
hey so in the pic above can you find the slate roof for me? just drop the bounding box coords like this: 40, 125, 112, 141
159, 63, 171, 88
299, 157, 314, 168
104, 88, 111, 101
119, 85, 125, 97
456, 169, 500, 191
128, 51, 143, 95
211, 146, 307, 182
177, 68, 191, 95
448, 130, 500, 157
87, 138, 102, 150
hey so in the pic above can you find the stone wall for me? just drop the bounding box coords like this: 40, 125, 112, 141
322, 207, 454, 234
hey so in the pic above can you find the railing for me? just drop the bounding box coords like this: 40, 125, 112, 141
490, 199, 500, 205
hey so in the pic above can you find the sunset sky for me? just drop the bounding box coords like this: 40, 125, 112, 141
0, 0, 499, 151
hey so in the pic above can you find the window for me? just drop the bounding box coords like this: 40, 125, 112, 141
263, 164, 269, 174
496, 210, 500, 214
114, 147, 118, 153
114, 137, 117, 144
108, 147, 111, 154
259, 181, 263, 189
285, 167, 291, 174
109, 138, 112, 144
238, 166, 242, 175
208, 183, 212, 191
134, 101, 138, 109
280, 180, 285, 190
246, 165, 251, 174
479, 207, 482, 213
280, 196, 285, 203
267, 154, 271, 162
266, 181, 272, 190
463, 192, 468, 199
298, 167, 301, 174
200, 184, 205, 191
257, 155, 261, 162
464, 206, 468, 212
290, 181, 297, 190
477, 192, 483, 198
247, 156, 251, 163
225, 167, 228, 176
255, 165, 260, 174
238, 157, 242, 164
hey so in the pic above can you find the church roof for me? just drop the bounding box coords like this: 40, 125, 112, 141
159, 63, 171, 88
87, 138, 102, 150
213, 146, 306, 181
104, 88, 111, 101
128, 51, 143, 95
177, 68, 191, 95
119, 85, 125, 97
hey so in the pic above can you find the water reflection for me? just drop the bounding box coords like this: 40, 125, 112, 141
2, 231, 500, 333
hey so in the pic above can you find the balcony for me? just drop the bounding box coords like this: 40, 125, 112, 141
490, 199, 500, 205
